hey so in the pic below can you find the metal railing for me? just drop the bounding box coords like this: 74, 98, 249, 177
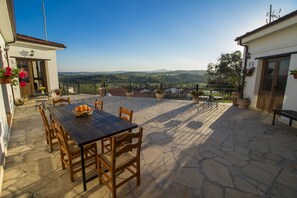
59, 80, 236, 101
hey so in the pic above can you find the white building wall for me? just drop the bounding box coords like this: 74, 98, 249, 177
8, 45, 60, 92
282, 53, 297, 111
0, 33, 10, 195
242, 24, 297, 109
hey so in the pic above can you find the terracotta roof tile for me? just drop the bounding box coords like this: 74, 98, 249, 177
16, 33, 66, 48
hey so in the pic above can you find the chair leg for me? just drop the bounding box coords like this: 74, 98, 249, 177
60, 152, 66, 170
137, 161, 140, 185
112, 171, 116, 198
49, 139, 53, 152
98, 160, 102, 185
69, 162, 75, 182
101, 140, 105, 153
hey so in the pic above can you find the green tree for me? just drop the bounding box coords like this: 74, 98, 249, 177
207, 51, 243, 90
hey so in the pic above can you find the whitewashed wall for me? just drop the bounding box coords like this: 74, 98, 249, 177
0, 32, 10, 195
242, 24, 297, 110
283, 53, 297, 111
8, 44, 60, 94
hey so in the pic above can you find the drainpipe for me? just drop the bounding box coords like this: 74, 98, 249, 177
238, 39, 249, 98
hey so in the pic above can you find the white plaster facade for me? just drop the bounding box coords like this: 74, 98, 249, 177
9, 41, 64, 98
0, 0, 65, 194
236, 11, 297, 113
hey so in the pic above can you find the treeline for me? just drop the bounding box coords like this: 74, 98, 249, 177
58, 70, 207, 85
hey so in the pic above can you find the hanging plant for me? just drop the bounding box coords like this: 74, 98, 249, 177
290, 70, 297, 79
244, 66, 255, 77
0, 66, 28, 86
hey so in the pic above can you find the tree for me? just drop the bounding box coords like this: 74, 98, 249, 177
206, 51, 243, 90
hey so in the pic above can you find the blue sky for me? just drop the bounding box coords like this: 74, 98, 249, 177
14, 0, 297, 72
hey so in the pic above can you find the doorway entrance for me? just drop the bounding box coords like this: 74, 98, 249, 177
257, 56, 290, 112
17, 59, 47, 97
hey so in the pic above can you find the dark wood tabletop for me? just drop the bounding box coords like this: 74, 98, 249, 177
47, 103, 138, 146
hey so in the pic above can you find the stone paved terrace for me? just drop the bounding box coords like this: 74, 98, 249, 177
2, 95, 297, 198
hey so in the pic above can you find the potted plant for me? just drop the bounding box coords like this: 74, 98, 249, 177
125, 88, 134, 98
99, 84, 105, 97
155, 89, 165, 100
40, 86, 46, 94
245, 66, 255, 77
237, 97, 250, 108
0, 66, 27, 85
290, 70, 297, 79
125, 83, 134, 98
191, 90, 204, 103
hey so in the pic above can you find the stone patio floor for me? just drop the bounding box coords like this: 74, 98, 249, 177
1, 95, 297, 198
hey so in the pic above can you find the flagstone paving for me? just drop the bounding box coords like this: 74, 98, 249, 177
1, 95, 297, 197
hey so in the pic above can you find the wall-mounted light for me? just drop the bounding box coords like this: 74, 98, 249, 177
30, 50, 34, 56
3, 45, 10, 59
4, 45, 9, 52
19, 49, 34, 57
20, 50, 29, 57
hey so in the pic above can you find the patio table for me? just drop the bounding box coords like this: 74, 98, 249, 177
47, 103, 138, 191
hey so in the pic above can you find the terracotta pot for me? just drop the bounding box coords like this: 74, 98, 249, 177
237, 98, 250, 108
245, 70, 253, 76
231, 92, 241, 106
156, 93, 165, 100
125, 91, 134, 98
99, 87, 105, 97
0, 78, 12, 84
294, 74, 297, 79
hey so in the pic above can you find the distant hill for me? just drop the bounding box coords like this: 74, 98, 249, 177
58, 70, 207, 85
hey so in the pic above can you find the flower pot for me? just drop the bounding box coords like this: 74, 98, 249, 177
237, 98, 250, 108
41, 90, 45, 95
156, 93, 165, 100
0, 78, 12, 84
232, 92, 241, 106
245, 70, 254, 76
99, 87, 105, 97
191, 95, 200, 103
294, 74, 297, 79
125, 91, 134, 98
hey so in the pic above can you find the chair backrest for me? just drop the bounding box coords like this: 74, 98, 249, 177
51, 119, 70, 155
94, 99, 103, 110
119, 106, 133, 122
53, 97, 70, 107
38, 105, 50, 131
111, 127, 143, 167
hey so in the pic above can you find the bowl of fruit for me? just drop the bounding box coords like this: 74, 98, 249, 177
73, 104, 94, 117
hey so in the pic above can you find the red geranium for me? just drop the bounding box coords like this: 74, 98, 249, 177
4, 70, 12, 77
20, 81, 27, 87
18, 70, 28, 79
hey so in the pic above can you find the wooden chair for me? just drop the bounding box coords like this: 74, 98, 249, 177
94, 99, 103, 110
101, 106, 133, 152
97, 127, 143, 198
118, 106, 133, 122
38, 105, 57, 152
51, 119, 97, 182
53, 97, 70, 107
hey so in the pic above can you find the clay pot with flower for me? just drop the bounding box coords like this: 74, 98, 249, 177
0, 66, 28, 86
290, 70, 297, 79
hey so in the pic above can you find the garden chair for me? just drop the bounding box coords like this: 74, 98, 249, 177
97, 127, 143, 198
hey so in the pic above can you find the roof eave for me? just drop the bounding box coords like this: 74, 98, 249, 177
235, 10, 297, 42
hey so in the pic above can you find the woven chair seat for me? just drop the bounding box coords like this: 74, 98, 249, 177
99, 151, 136, 169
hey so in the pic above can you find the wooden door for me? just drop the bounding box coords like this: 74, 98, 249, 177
257, 57, 290, 112
17, 60, 33, 97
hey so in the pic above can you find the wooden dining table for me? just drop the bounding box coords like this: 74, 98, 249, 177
47, 103, 138, 191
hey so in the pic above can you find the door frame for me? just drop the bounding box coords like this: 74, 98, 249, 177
257, 56, 290, 112
16, 58, 48, 96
